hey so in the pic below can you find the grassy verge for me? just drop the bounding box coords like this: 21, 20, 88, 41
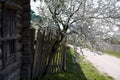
42, 47, 113, 80
105, 50, 120, 58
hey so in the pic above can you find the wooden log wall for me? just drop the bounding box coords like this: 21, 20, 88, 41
0, 1, 2, 71
0, 0, 32, 80
20, 0, 32, 80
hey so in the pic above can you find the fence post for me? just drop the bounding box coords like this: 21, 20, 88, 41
62, 45, 66, 71
30, 27, 36, 79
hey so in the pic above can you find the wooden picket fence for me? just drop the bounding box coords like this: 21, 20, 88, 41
32, 28, 66, 79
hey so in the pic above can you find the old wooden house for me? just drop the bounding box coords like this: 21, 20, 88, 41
0, 0, 67, 80
0, 0, 32, 80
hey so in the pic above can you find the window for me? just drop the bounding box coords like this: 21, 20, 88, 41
1, 7, 16, 67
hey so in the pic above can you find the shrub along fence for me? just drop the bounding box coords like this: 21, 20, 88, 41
31, 28, 66, 80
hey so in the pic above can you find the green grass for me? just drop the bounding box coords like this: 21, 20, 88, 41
105, 50, 120, 58
42, 47, 114, 80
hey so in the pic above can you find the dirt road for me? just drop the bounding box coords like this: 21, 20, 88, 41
77, 48, 120, 80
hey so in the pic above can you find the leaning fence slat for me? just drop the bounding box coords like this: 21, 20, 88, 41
32, 28, 67, 79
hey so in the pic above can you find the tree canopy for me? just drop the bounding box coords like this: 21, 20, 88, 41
32, 0, 120, 48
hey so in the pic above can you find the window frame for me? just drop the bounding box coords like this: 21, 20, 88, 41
1, 4, 17, 68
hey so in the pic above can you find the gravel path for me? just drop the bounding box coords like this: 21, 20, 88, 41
77, 48, 120, 80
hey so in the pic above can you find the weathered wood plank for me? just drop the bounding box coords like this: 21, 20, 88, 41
4, 1, 23, 10
0, 62, 21, 76
0, 36, 21, 41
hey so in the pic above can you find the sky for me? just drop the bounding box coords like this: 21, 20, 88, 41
31, 0, 120, 14
31, 0, 40, 14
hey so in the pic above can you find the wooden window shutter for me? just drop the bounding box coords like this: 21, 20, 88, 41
1, 7, 17, 68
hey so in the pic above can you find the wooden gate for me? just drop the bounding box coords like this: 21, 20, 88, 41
32, 29, 66, 79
